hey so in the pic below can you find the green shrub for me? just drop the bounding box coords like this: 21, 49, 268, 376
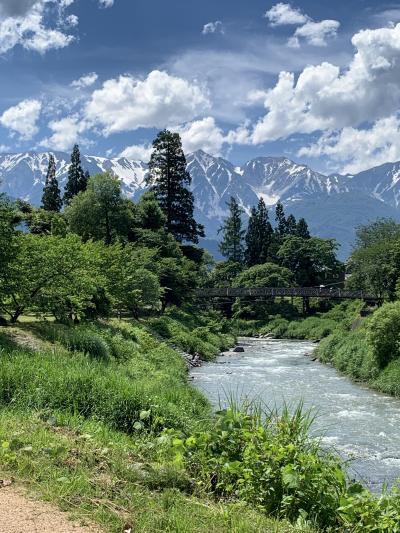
147, 311, 235, 361
61, 328, 110, 360
317, 328, 379, 381
338, 485, 400, 532
372, 359, 400, 396
366, 302, 400, 367
147, 317, 172, 338
316, 331, 343, 364
105, 332, 139, 361
163, 404, 347, 530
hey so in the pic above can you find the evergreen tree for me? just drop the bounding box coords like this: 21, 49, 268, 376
81, 169, 90, 192
219, 197, 245, 263
245, 207, 259, 266
146, 130, 204, 243
41, 155, 62, 212
296, 217, 310, 239
245, 198, 273, 266
257, 198, 274, 263
275, 200, 287, 237
286, 214, 297, 235
64, 144, 86, 204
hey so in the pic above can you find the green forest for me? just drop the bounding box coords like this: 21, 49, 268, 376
2, 131, 400, 532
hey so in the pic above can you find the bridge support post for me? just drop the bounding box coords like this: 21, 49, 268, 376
302, 297, 310, 315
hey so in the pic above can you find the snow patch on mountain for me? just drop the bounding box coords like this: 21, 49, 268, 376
2, 149, 400, 258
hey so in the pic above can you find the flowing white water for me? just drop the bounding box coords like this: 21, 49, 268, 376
191, 338, 400, 491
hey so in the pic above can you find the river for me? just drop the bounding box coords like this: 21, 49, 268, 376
190, 337, 400, 491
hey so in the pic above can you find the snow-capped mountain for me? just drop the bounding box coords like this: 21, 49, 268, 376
240, 156, 347, 205
348, 162, 400, 208
0, 151, 148, 204
1, 149, 400, 259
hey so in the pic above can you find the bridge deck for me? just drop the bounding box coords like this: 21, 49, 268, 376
197, 287, 379, 300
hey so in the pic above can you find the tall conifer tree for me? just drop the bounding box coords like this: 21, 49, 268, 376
286, 214, 297, 235
147, 130, 204, 243
275, 200, 287, 237
219, 197, 245, 263
245, 207, 259, 266
64, 144, 86, 204
81, 169, 90, 192
41, 154, 62, 212
258, 198, 274, 263
245, 198, 273, 266
296, 218, 310, 239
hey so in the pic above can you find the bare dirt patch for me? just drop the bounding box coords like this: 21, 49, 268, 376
0, 486, 101, 533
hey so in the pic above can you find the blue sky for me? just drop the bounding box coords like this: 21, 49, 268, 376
0, 0, 400, 174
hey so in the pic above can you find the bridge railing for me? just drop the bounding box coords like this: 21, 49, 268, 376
196, 287, 378, 300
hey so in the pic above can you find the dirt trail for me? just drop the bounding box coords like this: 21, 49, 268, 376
0, 487, 100, 533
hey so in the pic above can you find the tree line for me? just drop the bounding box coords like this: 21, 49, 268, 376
4, 126, 387, 325
216, 196, 343, 291
0, 130, 206, 324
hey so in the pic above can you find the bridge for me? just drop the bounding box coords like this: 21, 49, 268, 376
197, 286, 380, 301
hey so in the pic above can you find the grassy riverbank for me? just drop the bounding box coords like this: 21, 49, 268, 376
0, 315, 312, 532
317, 302, 400, 398
233, 301, 363, 341
1, 314, 400, 532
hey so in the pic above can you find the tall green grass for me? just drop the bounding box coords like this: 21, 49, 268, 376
257, 301, 364, 341
0, 320, 209, 433
316, 302, 400, 398
147, 307, 235, 360
0, 408, 312, 533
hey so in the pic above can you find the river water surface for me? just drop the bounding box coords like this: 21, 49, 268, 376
191, 338, 400, 491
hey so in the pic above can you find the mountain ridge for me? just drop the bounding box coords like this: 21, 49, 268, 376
1, 149, 400, 259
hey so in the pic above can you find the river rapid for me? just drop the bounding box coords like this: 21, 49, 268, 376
190, 337, 400, 492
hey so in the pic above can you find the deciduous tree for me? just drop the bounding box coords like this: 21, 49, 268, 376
66, 173, 135, 244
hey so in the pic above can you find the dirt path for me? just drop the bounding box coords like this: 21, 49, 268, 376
0, 486, 100, 533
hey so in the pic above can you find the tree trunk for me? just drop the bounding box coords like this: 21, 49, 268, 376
10, 309, 22, 323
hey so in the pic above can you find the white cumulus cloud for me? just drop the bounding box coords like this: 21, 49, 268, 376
249, 23, 400, 144
202, 21, 224, 35
175, 117, 226, 155
71, 72, 99, 89
40, 115, 88, 151
299, 117, 400, 174
0, 0, 76, 54
265, 3, 308, 26
98, 0, 114, 7
119, 143, 153, 161
0, 99, 42, 139
265, 3, 339, 47
288, 19, 340, 48
85, 70, 209, 135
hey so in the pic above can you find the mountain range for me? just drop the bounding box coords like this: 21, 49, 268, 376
1, 149, 400, 259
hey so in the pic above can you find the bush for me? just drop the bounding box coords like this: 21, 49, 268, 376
147, 310, 235, 361
366, 302, 400, 367
163, 404, 347, 530
260, 317, 290, 338
317, 329, 379, 381
147, 317, 172, 338
338, 485, 400, 532
372, 359, 400, 396
104, 332, 139, 361
61, 328, 110, 360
